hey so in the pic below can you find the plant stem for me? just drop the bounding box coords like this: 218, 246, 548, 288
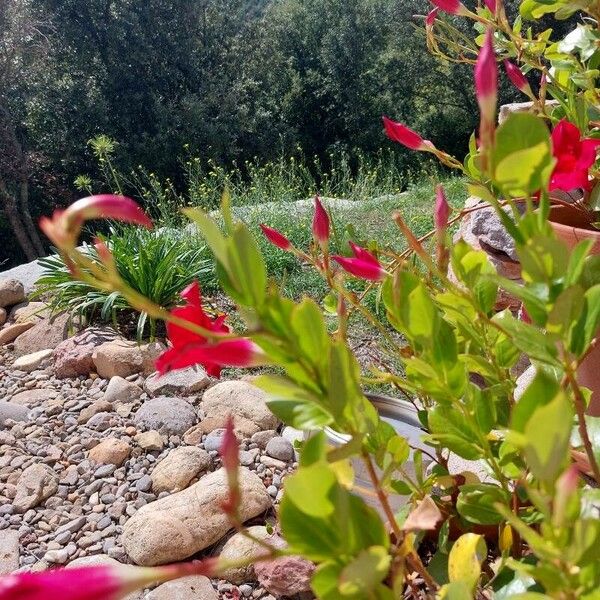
362, 453, 438, 592
564, 367, 600, 485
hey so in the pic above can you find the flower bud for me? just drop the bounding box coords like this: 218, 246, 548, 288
312, 196, 330, 247
504, 60, 532, 96
475, 30, 498, 158
484, 0, 496, 12
430, 0, 469, 16
260, 225, 292, 251
382, 116, 433, 152
434, 185, 451, 233
332, 242, 386, 281
220, 415, 241, 518
426, 8, 438, 27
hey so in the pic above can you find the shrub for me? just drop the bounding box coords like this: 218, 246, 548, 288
35, 226, 213, 340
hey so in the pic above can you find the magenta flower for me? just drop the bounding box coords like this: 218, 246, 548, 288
382, 116, 432, 151
312, 196, 330, 246
430, 0, 468, 16
434, 185, 451, 232
332, 242, 386, 281
0, 560, 217, 600
426, 8, 438, 26
475, 30, 498, 155
549, 119, 600, 192
504, 60, 531, 95
40, 195, 152, 249
484, 0, 496, 12
260, 225, 292, 251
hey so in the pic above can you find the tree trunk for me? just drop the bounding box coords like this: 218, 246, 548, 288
0, 180, 38, 262
18, 177, 45, 256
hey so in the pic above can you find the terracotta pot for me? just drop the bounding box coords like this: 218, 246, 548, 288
549, 205, 600, 415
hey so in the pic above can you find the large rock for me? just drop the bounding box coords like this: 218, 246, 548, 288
151, 446, 211, 493
13, 463, 59, 512
103, 376, 144, 404
145, 576, 218, 600
134, 397, 197, 436
0, 259, 44, 295
11, 388, 58, 406
54, 327, 119, 378
93, 340, 165, 378
8, 301, 49, 324
0, 308, 5, 327
0, 278, 25, 308
122, 467, 271, 565
0, 530, 19, 575
219, 526, 272, 584
12, 349, 54, 372
0, 321, 35, 346
0, 401, 30, 428
201, 381, 279, 437
255, 553, 315, 597
144, 367, 210, 397
89, 438, 131, 466
13, 313, 81, 356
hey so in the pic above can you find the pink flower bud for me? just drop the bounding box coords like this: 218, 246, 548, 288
93, 237, 115, 270
0, 560, 217, 600
220, 415, 241, 517
312, 196, 330, 246
430, 0, 469, 16
382, 116, 433, 151
434, 185, 451, 232
260, 224, 292, 251
475, 30, 498, 156
426, 8, 438, 26
504, 60, 531, 95
332, 242, 386, 281
484, 0, 496, 12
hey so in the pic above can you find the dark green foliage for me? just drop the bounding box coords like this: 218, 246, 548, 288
34, 227, 213, 340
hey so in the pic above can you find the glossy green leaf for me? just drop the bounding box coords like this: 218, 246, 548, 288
448, 533, 487, 590
457, 484, 511, 525
338, 546, 391, 596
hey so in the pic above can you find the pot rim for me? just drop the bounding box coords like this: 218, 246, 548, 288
548, 205, 600, 238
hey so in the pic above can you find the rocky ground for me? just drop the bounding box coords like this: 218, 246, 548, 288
0, 277, 313, 599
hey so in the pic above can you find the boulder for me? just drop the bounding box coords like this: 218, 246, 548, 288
134, 397, 197, 436
201, 381, 279, 437
0, 278, 25, 308
89, 438, 131, 466
0, 401, 30, 428
12, 349, 54, 372
13, 463, 59, 512
0, 308, 5, 327
151, 446, 210, 493
144, 367, 210, 397
103, 376, 144, 404
11, 389, 58, 406
145, 576, 218, 600
0, 259, 45, 295
13, 313, 82, 356
0, 530, 19, 575
121, 467, 271, 565
0, 321, 35, 346
8, 301, 49, 324
93, 340, 165, 378
54, 327, 119, 378
219, 526, 272, 584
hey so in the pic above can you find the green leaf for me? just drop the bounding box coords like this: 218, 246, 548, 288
183, 207, 228, 266
291, 298, 329, 362
427, 406, 483, 460
511, 371, 560, 432
267, 399, 333, 430
457, 484, 511, 525
338, 546, 391, 596
492, 114, 554, 197
448, 533, 487, 591
513, 390, 573, 483
283, 463, 338, 517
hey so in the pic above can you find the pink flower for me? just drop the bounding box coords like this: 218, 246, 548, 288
40, 195, 152, 249
475, 30, 498, 154
426, 8, 438, 26
434, 185, 451, 232
260, 225, 292, 251
382, 117, 433, 151
0, 560, 217, 600
550, 119, 600, 192
156, 281, 264, 377
430, 0, 468, 16
504, 60, 531, 95
484, 0, 496, 12
312, 196, 330, 246
332, 242, 386, 281
219, 416, 241, 517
